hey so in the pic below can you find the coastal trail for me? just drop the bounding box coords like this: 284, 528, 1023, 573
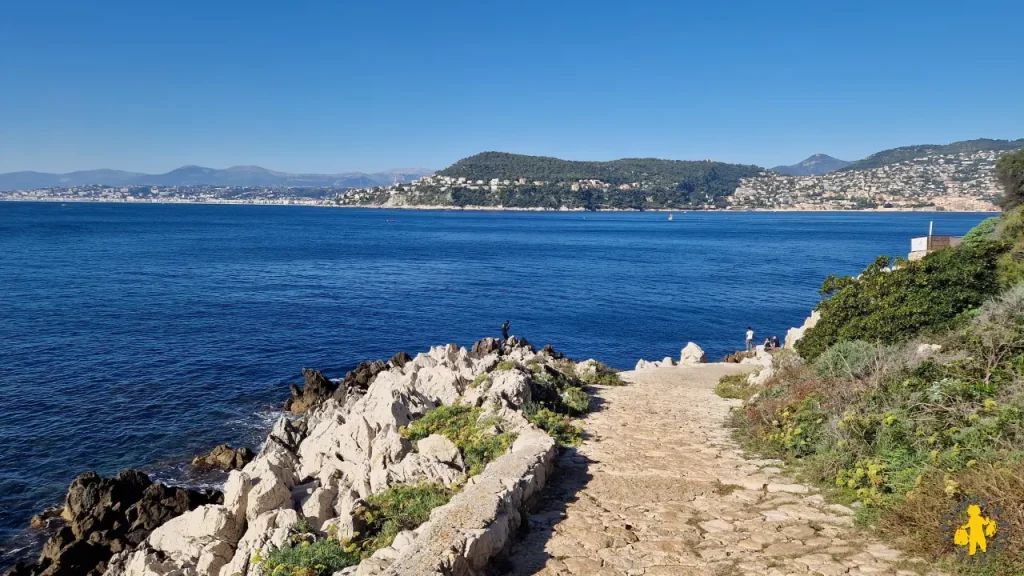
499, 363, 943, 576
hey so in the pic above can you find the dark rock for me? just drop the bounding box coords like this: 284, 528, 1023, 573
343, 360, 387, 392
470, 337, 502, 357
540, 344, 564, 359
124, 483, 222, 537
29, 507, 63, 530
190, 444, 254, 472
284, 368, 338, 415
388, 351, 412, 368
12, 470, 221, 576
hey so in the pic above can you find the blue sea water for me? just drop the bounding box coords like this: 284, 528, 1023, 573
0, 202, 990, 565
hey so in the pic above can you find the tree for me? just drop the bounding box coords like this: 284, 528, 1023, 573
996, 148, 1024, 209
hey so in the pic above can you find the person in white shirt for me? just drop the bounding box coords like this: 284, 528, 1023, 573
746, 327, 754, 352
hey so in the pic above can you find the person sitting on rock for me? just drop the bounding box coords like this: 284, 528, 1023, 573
771, 335, 780, 349
763, 337, 773, 350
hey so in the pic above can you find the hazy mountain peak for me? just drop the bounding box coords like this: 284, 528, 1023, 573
771, 154, 850, 176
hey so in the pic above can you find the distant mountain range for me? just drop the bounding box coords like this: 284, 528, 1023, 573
0, 165, 434, 191
771, 154, 850, 176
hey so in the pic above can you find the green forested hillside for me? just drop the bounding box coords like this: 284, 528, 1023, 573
438, 152, 762, 197
839, 138, 1024, 172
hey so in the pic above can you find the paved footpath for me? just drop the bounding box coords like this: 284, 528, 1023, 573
499, 363, 944, 576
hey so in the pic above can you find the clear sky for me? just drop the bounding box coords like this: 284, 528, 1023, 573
1, 0, 1022, 174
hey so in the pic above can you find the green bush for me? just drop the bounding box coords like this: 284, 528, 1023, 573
469, 373, 490, 388
495, 360, 517, 372
796, 241, 1005, 361
577, 360, 624, 386
260, 537, 361, 576
996, 148, 1024, 209
813, 341, 878, 380
559, 387, 590, 414
359, 483, 452, 554
525, 405, 582, 446
260, 482, 453, 575
733, 253, 1024, 572
715, 373, 753, 400
962, 216, 999, 245
401, 405, 516, 476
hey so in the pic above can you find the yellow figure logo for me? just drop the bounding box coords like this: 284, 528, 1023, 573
954, 505, 997, 556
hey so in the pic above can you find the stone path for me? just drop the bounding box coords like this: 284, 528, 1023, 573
498, 363, 943, 576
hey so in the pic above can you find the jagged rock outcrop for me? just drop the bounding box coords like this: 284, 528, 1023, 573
105, 338, 565, 576
540, 344, 564, 359
284, 368, 337, 415
5, 471, 221, 576
341, 360, 388, 393
387, 351, 411, 368
679, 342, 707, 365
470, 337, 501, 357
191, 445, 254, 472
785, 310, 821, 349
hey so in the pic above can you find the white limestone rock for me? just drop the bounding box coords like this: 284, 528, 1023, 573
417, 434, 463, 470
785, 310, 821, 349
575, 359, 599, 378
679, 342, 707, 365
485, 369, 532, 409
218, 508, 299, 576
388, 453, 463, 487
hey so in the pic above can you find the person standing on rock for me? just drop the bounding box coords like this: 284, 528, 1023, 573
502, 320, 510, 342
746, 327, 754, 352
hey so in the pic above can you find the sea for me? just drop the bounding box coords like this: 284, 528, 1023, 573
0, 202, 990, 567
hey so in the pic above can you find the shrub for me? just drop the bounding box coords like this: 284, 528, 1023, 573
715, 373, 753, 400
260, 536, 361, 575
559, 387, 590, 414
261, 481, 457, 574
525, 404, 582, 446
962, 216, 999, 245
578, 360, 625, 386
796, 241, 1005, 361
529, 362, 597, 418
881, 463, 1024, 571
469, 373, 490, 388
358, 483, 452, 554
401, 405, 516, 476
495, 360, 517, 372
996, 148, 1024, 209
733, 260, 1024, 572
813, 341, 878, 380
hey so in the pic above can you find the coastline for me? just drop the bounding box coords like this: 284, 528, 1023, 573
0, 198, 1000, 214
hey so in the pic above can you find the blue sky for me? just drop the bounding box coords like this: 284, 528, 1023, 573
1, 0, 1022, 174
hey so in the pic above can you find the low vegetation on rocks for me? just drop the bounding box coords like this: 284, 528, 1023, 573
723, 211, 1024, 574
400, 405, 517, 476
572, 359, 625, 387
714, 372, 755, 400
85, 337, 609, 576
259, 483, 453, 575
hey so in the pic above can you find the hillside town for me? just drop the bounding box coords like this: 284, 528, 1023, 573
0, 184, 329, 205
729, 149, 1006, 211
2, 149, 1014, 211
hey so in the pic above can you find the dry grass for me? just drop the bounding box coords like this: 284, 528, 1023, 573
881, 463, 1024, 571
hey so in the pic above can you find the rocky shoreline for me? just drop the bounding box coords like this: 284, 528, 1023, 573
4, 336, 596, 576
